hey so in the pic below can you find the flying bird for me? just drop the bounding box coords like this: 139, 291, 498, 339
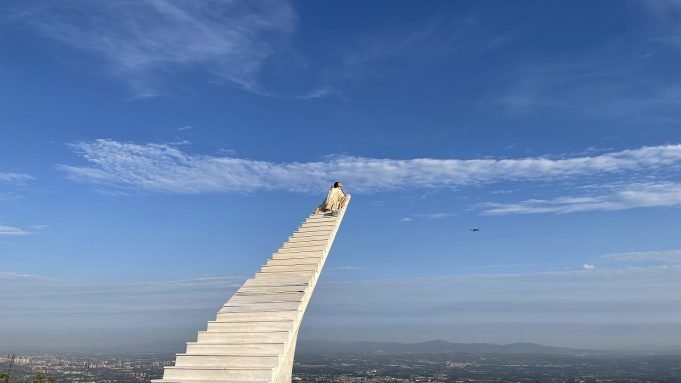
469, 228, 480, 232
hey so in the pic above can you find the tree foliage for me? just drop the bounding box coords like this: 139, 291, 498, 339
32, 370, 56, 383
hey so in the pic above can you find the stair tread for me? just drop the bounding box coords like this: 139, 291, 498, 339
164, 366, 274, 370
187, 341, 286, 345
153, 380, 268, 383
177, 353, 280, 357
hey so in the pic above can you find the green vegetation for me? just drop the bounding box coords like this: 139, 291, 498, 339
31, 370, 56, 383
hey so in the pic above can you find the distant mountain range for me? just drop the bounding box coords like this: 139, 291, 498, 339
5, 339, 680, 355
296, 340, 593, 355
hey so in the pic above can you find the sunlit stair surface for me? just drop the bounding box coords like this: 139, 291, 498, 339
152, 198, 351, 383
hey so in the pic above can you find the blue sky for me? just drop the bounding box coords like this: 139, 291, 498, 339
2, 0, 681, 351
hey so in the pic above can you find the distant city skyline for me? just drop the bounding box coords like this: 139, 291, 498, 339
2, 0, 681, 350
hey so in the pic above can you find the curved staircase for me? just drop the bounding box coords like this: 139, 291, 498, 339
153, 198, 351, 383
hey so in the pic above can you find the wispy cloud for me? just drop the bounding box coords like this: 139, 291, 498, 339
59, 139, 681, 196
339, 14, 514, 82
0, 192, 17, 201
399, 213, 451, 223
0, 172, 33, 185
488, 51, 681, 121
480, 182, 681, 215
17, 0, 329, 98
0, 172, 32, 202
602, 250, 681, 265
0, 225, 30, 236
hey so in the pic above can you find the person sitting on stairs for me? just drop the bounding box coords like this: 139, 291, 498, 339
316, 181, 350, 216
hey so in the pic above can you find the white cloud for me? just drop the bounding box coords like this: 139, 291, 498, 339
166, 140, 192, 146
217, 148, 237, 156
0, 172, 32, 203
0, 271, 45, 280
583, 263, 596, 270
0, 225, 30, 236
399, 212, 451, 223
20, 0, 328, 98
480, 182, 681, 215
420, 213, 451, 219
603, 250, 681, 265
0, 172, 32, 184
59, 139, 681, 196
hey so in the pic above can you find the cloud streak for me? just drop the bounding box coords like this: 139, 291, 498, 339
0, 172, 33, 184
59, 139, 681, 197
480, 182, 681, 215
603, 249, 681, 265
0, 225, 30, 236
19, 0, 321, 97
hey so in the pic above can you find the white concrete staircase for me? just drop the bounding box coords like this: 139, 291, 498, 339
153, 198, 350, 383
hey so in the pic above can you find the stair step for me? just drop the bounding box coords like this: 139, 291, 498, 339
280, 242, 327, 250
281, 243, 327, 250
237, 286, 307, 295
239, 285, 309, 295
290, 232, 330, 238
249, 274, 311, 281
216, 310, 298, 322
229, 291, 305, 303
255, 271, 318, 280
260, 264, 318, 272
295, 228, 333, 235
277, 246, 325, 253
207, 321, 294, 332
299, 223, 336, 230
304, 215, 337, 222
153, 380, 268, 383
221, 301, 301, 312
219, 299, 303, 312
243, 277, 311, 286
271, 253, 323, 261
284, 239, 328, 246
197, 331, 290, 343
174, 354, 280, 368
296, 224, 334, 230
254, 272, 314, 280
266, 258, 320, 266
162, 366, 274, 381
186, 342, 286, 355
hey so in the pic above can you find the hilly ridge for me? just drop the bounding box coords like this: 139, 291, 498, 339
297, 340, 590, 355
